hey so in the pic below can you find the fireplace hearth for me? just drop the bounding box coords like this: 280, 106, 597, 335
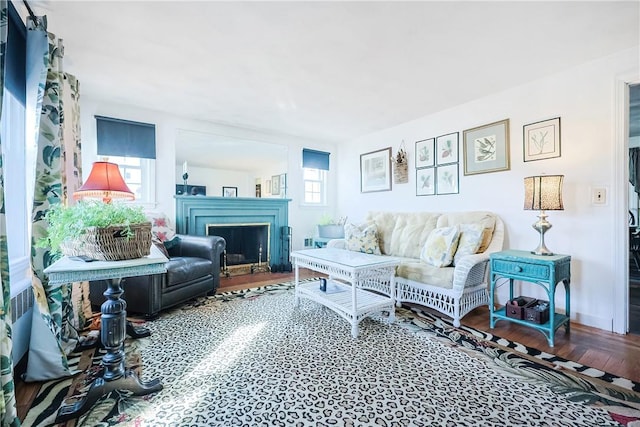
207, 223, 271, 276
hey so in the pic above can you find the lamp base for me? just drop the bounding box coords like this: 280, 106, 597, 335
531, 211, 554, 256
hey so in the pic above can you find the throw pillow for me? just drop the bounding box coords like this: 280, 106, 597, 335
152, 238, 171, 259
344, 222, 382, 255
144, 210, 177, 243
453, 223, 485, 265
420, 226, 460, 267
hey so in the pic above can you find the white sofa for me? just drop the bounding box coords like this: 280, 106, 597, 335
328, 211, 505, 327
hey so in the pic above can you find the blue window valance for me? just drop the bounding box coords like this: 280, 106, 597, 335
6, 2, 26, 105
302, 148, 330, 171
96, 116, 156, 159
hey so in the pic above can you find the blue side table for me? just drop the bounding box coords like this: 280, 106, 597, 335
314, 237, 332, 248
489, 249, 571, 347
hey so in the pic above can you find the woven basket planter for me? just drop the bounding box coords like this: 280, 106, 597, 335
60, 222, 152, 261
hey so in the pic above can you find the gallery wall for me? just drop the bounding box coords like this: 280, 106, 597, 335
336, 47, 639, 332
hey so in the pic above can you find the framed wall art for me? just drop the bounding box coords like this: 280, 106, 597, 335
360, 147, 392, 193
436, 132, 459, 165
222, 186, 237, 197
463, 119, 510, 175
416, 168, 435, 196
271, 175, 281, 195
436, 163, 459, 195
523, 117, 561, 162
415, 138, 435, 169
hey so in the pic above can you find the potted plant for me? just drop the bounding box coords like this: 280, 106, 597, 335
317, 214, 347, 239
38, 200, 152, 261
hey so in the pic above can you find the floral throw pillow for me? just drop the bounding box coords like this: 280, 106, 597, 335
344, 222, 382, 255
420, 226, 460, 267
144, 210, 177, 243
453, 223, 485, 265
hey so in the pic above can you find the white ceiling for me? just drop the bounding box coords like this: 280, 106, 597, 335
23, 1, 640, 168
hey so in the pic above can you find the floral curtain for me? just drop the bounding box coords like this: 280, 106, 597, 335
24, 17, 87, 382
0, 1, 21, 425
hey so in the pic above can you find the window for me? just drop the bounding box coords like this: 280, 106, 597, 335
95, 116, 157, 204
101, 155, 155, 204
303, 168, 326, 205
302, 148, 330, 205
3, 2, 31, 295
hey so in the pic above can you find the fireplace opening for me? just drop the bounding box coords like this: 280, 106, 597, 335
206, 223, 270, 276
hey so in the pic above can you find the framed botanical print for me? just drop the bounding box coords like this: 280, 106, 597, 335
436, 132, 459, 165
463, 119, 510, 175
523, 117, 561, 162
436, 163, 459, 195
416, 168, 435, 196
415, 138, 435, 169
360, 147, 392, 193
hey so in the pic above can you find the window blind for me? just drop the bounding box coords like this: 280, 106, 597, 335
6, 2, 26, 105
96, 116, 156, 159
302, 148, 330, 171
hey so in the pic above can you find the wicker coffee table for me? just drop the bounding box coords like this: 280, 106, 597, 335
292, 248, 400, 338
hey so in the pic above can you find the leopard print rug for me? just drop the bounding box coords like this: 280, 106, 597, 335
23, 280, 640, 426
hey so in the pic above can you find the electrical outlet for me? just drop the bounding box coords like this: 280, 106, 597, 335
592, 187, 607, 205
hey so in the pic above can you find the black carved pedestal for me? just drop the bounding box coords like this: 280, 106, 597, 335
55, 278, 162, 422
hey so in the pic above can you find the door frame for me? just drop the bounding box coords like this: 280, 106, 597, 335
614, 74, 640, 334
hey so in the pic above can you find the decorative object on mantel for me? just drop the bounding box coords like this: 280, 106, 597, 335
360, 147, 392, 193
463, 119, 510, 175
523, 174, 564, 256
222, 186, 238, 197
271, 175, 281, 195
182, 160, 189, 195
523, 117, 561, 162
391, 141, 408, 184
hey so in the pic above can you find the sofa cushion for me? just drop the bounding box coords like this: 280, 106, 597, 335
344, 222, 381, 255
365, 212, 398, 255
165, 256, 212, 287
437, 211, 496, 253
420, 226, 460, 267
453, 223, 485, 265
388, 213, 440, 259
396, 260, 455, 289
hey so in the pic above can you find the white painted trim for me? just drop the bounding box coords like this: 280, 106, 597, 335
614, 73, 640, 334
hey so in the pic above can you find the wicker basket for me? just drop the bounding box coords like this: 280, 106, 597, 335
60, 222, 152, 261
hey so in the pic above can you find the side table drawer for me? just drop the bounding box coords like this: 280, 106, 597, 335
492, 259, 550, 280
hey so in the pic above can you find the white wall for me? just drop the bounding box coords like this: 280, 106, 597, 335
336, 47, 639, 332
79, 100, 339, 252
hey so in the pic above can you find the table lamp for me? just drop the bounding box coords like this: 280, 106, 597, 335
523, 175, 564, 256
73, 161, 134, 203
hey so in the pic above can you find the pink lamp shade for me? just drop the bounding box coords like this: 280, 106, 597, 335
73, 161, 134, 203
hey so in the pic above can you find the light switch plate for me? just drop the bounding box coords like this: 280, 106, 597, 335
592, 187, 607, 205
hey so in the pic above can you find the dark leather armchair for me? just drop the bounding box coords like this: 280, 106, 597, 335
90, 234, 226, 318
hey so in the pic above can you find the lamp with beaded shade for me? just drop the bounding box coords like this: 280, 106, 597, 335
523, 175, 564, 256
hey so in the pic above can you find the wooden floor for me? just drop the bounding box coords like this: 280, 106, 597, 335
15, 269, 640, 421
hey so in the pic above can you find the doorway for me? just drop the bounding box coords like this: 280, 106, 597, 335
628, 83, 640, 334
